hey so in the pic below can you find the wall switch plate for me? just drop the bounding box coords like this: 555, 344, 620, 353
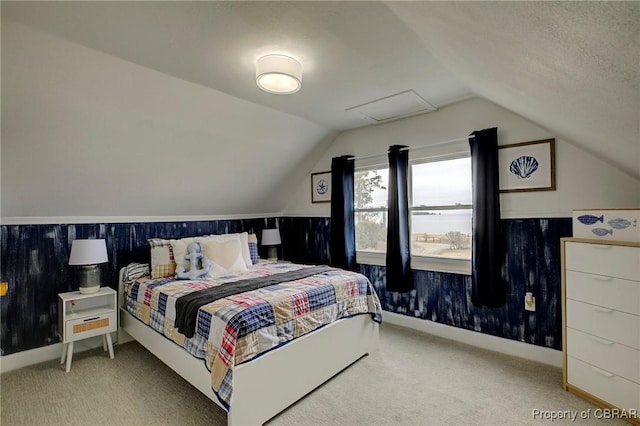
525, 295, 536, 312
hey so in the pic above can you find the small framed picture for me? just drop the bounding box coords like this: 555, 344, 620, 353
311, 171, 331, 203
499, 138, 555, 193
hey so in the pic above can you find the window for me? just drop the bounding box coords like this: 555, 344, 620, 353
354, 151, 472, 273
410, 156, 472, 260
354, 167, 388, 253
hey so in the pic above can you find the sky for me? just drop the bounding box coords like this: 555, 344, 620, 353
357, 157, 472, 208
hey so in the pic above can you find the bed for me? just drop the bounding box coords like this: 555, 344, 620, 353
117, 233, 382, 426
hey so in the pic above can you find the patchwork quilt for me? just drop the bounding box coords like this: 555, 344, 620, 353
123, 261, 382, 409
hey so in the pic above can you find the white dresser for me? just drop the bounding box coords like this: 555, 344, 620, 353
562, 238, 640, 424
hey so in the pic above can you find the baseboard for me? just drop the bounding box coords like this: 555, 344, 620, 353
383, 311, 562, 368
0, 334, 117, 373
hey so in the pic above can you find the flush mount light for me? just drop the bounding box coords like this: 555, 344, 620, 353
255, 54, 302, 95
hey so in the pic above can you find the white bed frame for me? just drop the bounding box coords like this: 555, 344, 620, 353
118, 269, 379, 426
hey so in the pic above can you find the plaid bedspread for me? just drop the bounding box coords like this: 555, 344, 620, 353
123, 261, 382, 409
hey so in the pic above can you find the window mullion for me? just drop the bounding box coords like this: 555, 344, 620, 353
355, 208, 388, 213
410, 204, 472, 211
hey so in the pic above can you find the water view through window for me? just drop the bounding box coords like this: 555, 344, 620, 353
355, 156, 472, 260
410, 157, 472, 259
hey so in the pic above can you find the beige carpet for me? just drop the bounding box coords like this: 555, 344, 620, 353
1, 323, 625, 425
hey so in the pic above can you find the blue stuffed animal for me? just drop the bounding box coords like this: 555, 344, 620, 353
176, 242, 213, 280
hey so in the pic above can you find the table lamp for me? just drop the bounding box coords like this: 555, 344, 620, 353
261, 229, 282, 261
68, 239, 108, 294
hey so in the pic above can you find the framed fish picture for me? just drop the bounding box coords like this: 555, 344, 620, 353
311, 171, 331, 203
498, 138, 555, 193
573, 209, 640, 242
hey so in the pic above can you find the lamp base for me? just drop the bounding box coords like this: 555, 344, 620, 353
78, 265, 101, 294
266, 246, 278, 261
79, 285, 101, 294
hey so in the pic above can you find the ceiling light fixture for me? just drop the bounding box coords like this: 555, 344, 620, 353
256, 54, 302, 95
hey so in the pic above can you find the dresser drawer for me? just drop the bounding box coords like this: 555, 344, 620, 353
567, 328, 640, 384
566, 270, 640, 315
65, 311, 116, 342
565, 242, 640, 281
566, 299, 640, 349
567, 356, 640, 412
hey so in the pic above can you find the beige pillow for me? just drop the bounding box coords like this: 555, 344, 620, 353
197, 232, 252, 268
202, 239, 248, 276
169, 237, 198, 270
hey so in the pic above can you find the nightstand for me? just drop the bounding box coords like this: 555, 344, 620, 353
58, 287, 117, 372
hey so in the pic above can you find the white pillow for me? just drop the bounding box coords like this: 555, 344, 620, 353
169, 237, 198, 270
202, 239, 248, 276
197, 232, 252, 268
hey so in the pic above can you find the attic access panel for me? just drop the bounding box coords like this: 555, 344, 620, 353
345, 90, 437, 124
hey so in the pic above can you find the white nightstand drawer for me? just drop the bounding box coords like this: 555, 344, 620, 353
565, 242, 640, 281
567, 328, 640, 384
566, 270, 640, 315
566, 299, 640, 349
567, 356, 640, 412
65, 311, 116, 342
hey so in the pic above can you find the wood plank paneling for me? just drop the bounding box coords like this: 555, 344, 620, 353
0, 217, 570, 355
0, 218, 275, 355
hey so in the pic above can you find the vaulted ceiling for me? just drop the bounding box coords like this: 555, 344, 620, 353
2, 1, 474, 130
388, 1, 639, 179
2, 1, 638, 215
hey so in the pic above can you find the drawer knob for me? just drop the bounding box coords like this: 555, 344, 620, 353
591, 306, 614, 314
590, 335, 614, 345
590, 365, 615, 378
593, 276, 614, 282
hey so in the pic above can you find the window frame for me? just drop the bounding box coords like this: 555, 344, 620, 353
354, 163, 389, 254
354, 149, 472, 275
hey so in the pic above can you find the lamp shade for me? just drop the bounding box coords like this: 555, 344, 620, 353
68, 239, 108, 265
261, 229, 282, 246
256, 54, 302, 94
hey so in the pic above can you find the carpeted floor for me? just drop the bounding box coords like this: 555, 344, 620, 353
1, 323, 625, 425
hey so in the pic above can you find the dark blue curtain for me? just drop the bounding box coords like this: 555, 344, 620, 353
330, 155, 356, 270
469, 128, 505, 308
386, 145, 413, 293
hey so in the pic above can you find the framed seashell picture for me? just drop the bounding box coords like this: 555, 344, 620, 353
498, 138, 555, 193
311, 171, 332, 203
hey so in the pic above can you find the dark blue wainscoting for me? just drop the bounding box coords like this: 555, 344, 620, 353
278, 217, 331, 265
280, 216, 571, 350
0, 217, 277, 355
0, 216, 570, 356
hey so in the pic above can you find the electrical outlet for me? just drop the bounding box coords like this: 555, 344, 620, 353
525, 292, 536, 312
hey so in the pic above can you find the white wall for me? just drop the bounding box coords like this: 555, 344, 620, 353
1, 21, 335, 220
3, 21, 637, 223
284, 97, 640, 217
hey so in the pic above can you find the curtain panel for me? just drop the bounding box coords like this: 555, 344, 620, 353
469, 128, 505, 308
330, 155, 356, 270
386, 145, 414, 293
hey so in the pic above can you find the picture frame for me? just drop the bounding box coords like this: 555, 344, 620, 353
311, 171, 331, 203
498, 138, 555, 193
